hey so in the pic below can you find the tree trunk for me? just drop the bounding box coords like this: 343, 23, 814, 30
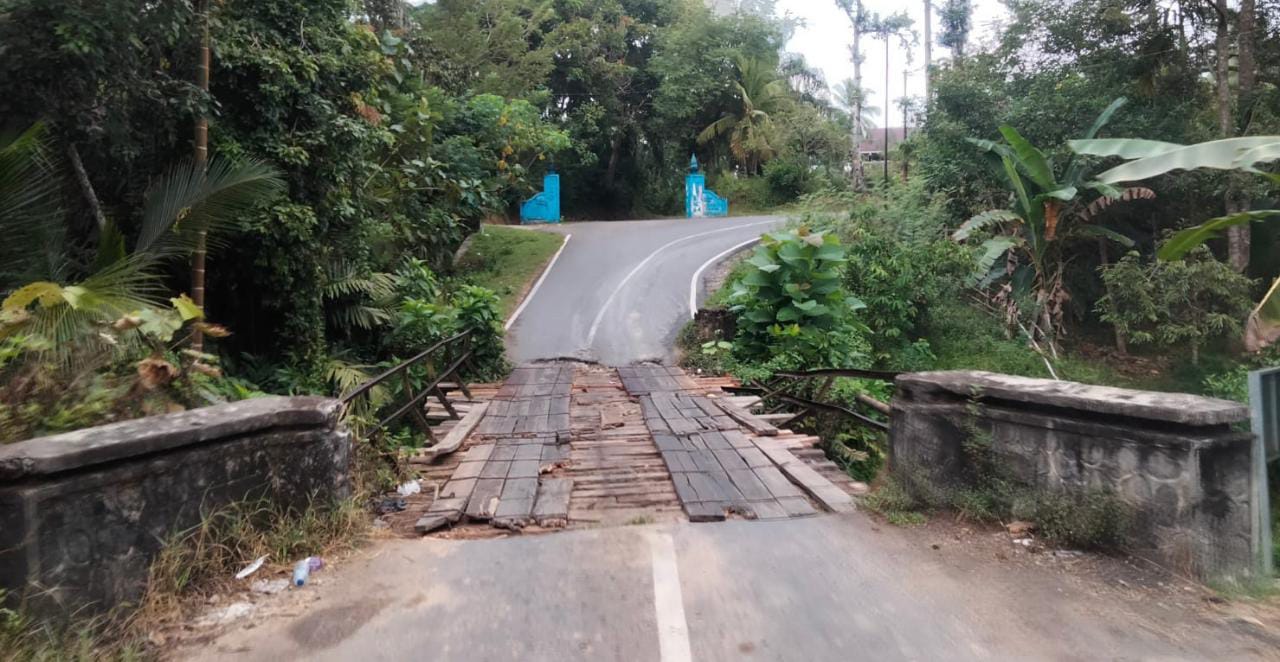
1210, 0, 1249, 272
849, 1, 866, 191
66, 143, 107, 233
191, 0, 211, 351
604, 131, 623, 191
1228, 0, 1257, 273
923, 0, 932, 106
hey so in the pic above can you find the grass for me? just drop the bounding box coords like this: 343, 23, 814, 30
456, 225, 565, 319
137, 497, 367, 626
0, 497, 369, 661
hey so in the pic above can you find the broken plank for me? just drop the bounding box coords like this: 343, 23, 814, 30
715, 400, 779, 436
420, 401, 489, 462
465, 479, 504, 519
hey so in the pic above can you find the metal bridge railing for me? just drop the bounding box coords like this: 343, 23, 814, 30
1248, 367, 1279, 575
746, 367, 902, 432
339, 331, 474, 442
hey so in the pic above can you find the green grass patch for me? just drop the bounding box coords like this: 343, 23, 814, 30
456, 225, 565, 319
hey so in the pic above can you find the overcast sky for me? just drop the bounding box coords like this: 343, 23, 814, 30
778, 0, 1008, 125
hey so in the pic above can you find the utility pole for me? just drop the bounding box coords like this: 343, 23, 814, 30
884, 33, 890, 186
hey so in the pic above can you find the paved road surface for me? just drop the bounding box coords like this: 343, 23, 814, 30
505, 216, 784, 366
186, 515, 1260, 661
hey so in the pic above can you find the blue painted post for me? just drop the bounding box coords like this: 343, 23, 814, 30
520, 172, 561, 224
685, 155, 728, 218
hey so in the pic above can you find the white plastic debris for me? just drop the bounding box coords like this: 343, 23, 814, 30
234, 555, 268, 580
396, 480, 422, 497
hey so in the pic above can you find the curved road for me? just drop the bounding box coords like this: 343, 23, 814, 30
505, 215, 784, 366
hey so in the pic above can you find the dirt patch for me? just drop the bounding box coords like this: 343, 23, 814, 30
869, 510, 1280, 648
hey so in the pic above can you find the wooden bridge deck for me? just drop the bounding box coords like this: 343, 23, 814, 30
395, 363, 862, 538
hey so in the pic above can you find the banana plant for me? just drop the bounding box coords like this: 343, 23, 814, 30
1070, 135, 1280, 351
953, 98, 1149, 352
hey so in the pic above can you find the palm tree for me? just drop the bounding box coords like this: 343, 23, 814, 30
0, 124, 283, 363
832, 79, 880, 142
697, 57, 789, 174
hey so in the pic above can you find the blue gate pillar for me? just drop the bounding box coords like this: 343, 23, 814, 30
685, 155, 728, 218
521, 171, 561, 224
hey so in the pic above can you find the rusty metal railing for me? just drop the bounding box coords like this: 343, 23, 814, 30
745, 367, 901, 433
339, 331, 474, 442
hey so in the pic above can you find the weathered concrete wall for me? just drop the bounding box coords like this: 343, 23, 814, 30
0, 397, 351, 615
890, 371, 1259, 579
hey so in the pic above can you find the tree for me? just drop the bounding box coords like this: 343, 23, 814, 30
833, 79, 880, 139
697, 57, 789, 173
864, 11, 915, 185
953, 99, 1153, 354
835, 0, 869, 190
937, 0, 972, 60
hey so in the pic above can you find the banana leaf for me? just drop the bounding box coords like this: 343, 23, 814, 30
1157, 210, 1280, 261
1072, 137, 1280, 183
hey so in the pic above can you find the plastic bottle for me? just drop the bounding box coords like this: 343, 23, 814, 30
291, 556, 324, 586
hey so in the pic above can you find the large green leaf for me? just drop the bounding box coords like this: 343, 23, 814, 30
953, 209, 1021, 241
1076, 137, 1280, 183
1246, 277, 1280, 352
1064, 98, 1130, 187
1076, 224, 1135, 247
1157, 210, 1280, 261
138, 156, 285, 258
998, 125, 1056, 190
1068, 138, 1184, 160
970, 236, 1019, 285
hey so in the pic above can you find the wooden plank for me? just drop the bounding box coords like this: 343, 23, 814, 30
715, 400, 779, 436
480, 461, 511, 479
777, 496, 817, 517
514, 444, 543, 461
439, 478, 476, 500
746, 499, 789, 520
754, 466, 803, 499
712, 449, 750, 472
466, 479, 505, 519
686, 501, 726, 522
736, 446, 771, 469
508, 459, 541, 479
726, 469, 771, 500
660, 450, 696, 473
451, 461, 484, 480
462, 444, 495, 463
532, 478, 573, 523
491, 446, 518, 461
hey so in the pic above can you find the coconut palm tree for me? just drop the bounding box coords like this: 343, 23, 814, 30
697, 57, 789, 174
832, 79, 880, 142
0, 123, 283, 363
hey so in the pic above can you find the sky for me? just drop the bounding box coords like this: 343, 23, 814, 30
776, 0, 1008, 126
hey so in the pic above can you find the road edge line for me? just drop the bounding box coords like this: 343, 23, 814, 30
505, 233, 572, 331
586, 219, 779, 345
648, 530, 693, 662
688, 236, 760, 319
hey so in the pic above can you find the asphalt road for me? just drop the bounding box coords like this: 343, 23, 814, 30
505, 216, 785, 366
185, 515, 1260, 661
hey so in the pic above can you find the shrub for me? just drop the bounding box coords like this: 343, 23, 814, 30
728, 227, 870, 369
1098, 247, 1254, 364
763, 158, 810, 204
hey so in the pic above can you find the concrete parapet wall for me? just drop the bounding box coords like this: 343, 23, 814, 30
0, 396, 351, 615
890, 371, 1259, 579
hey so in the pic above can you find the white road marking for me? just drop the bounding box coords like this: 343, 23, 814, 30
586, 219, 779, 346
688, 237, 761, 319
648, 531, 693, 662
504, 233, 572, 331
